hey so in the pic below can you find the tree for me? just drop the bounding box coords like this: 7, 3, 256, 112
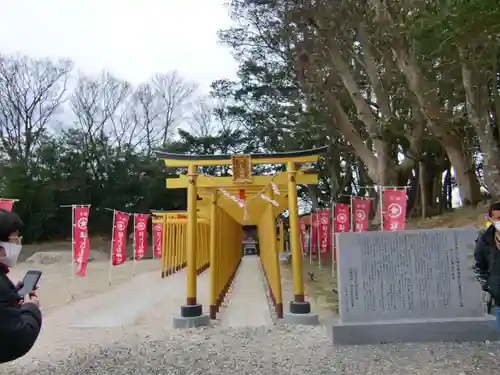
409, 0, 500, 200
365, 0, 483, 204
216, 0, 500, 215
129, 83, 165, 154
151, 71, 197, 145
189, 97, 217, 137
0, 54, 72, 170
0, 55, 195, 242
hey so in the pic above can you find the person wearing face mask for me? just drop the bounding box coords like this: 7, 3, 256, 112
0, 210, 42, 363
473, 202, 500, 328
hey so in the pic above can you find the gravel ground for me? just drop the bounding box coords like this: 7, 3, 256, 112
2, 257, 500, 374
2, 324, 500, 375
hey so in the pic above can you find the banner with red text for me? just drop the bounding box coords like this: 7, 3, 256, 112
73, 206, 91, 276
311, 212, 319, 255
0, 199, 15, 212
383, 189, 407, 231
353, 198, 370, 232
134, 215, 148, 261
112, 211, 130, 266
334, 204, 350, 233
152, 222, 164, 259
318, 210, 331, 254
299, 217, 307, 254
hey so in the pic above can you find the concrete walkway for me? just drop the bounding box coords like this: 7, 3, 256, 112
220, 255, 272, 328
68, 269, 210, 328
43, 257, 270, 330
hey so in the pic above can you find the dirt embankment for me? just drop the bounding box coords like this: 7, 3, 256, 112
406, 206, 489, 230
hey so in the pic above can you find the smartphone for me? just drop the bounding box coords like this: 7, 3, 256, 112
17, 270, 42, 297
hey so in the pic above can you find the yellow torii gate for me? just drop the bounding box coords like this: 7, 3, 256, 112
155, 147, 327, 327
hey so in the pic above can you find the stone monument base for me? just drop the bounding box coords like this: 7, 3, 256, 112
332, 316, 500, 345
173, 314, 210, 329
283, 311, 319, 326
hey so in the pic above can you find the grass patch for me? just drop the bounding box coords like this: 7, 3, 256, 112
281, 255, 339, 320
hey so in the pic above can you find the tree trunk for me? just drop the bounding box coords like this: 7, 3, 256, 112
460, 49, 500, 200
368, 0, 482, 205
328, 96, 399, 187
441, 166, 453, 210
406, 173, 419, 217
357, 158, 374, 196
371, 161, 399, 227
491, 46, 500, 134
419, 160, 428, 218
306, 185, 321, 210
410, 174, 421, 217
433, 174, 442, 213
444, 138, 481, 205
325, 44, 402, 189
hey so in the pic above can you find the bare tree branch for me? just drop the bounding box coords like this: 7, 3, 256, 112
189, 97, 216, 137
0, 54, 72, 169
151, 71, 197, 145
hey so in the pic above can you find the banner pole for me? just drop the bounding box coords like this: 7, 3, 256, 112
132, 215, 137, 276
108, 210, 116, 286
71, 205, 75, 299
331, 201, 335, 278
379, 186, 384, 231
317, 210, 321, 269
151, 221, 155, 260
333, 232, 338, 281
404, 187, 408, 230
349, 195, 354, 232
308, 222, 312, 265
362, 185, 408, 190
298, 219, 302, 258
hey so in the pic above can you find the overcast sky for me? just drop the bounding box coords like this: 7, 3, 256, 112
0, 0, 238, 93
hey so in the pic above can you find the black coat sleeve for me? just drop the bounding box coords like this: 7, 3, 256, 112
473, 239, 490, 290
0, 288, 42, 363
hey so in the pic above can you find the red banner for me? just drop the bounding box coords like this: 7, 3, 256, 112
353, 198, 370, 232
0, 199, 14, 212
318, 210, 331, 254
152, 222, 164, 259
73, 206, 91, 277
299, 217, 307, 254
134, 215, 148, 261
334, 204, 350, 233
383, 189, 407, 231
112, 211, 130, 266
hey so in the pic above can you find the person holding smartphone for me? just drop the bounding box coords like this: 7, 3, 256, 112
0, 209, 42, 363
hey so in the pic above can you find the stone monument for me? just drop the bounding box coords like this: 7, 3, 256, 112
331, 228, 500, 345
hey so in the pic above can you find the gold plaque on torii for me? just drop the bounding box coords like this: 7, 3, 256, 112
231, 155, 252, 184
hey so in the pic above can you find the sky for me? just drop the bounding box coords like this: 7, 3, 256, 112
0, 0, 239, 93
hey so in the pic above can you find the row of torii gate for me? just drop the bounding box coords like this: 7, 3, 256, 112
152, 146, 327, 327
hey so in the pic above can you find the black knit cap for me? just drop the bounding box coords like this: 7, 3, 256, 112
489, 202, 500, 218
0, 209, 24, 242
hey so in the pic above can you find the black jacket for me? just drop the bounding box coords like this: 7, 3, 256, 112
0, 266, 42, 363
473, 224, 500, 306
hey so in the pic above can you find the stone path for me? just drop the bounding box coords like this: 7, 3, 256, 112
6, 324, 500, 375
220, 255, 272, 328
69, 269, 210, 328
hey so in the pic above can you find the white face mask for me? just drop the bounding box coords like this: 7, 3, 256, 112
0, 242, 22, 268
495, 222, 500, 232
